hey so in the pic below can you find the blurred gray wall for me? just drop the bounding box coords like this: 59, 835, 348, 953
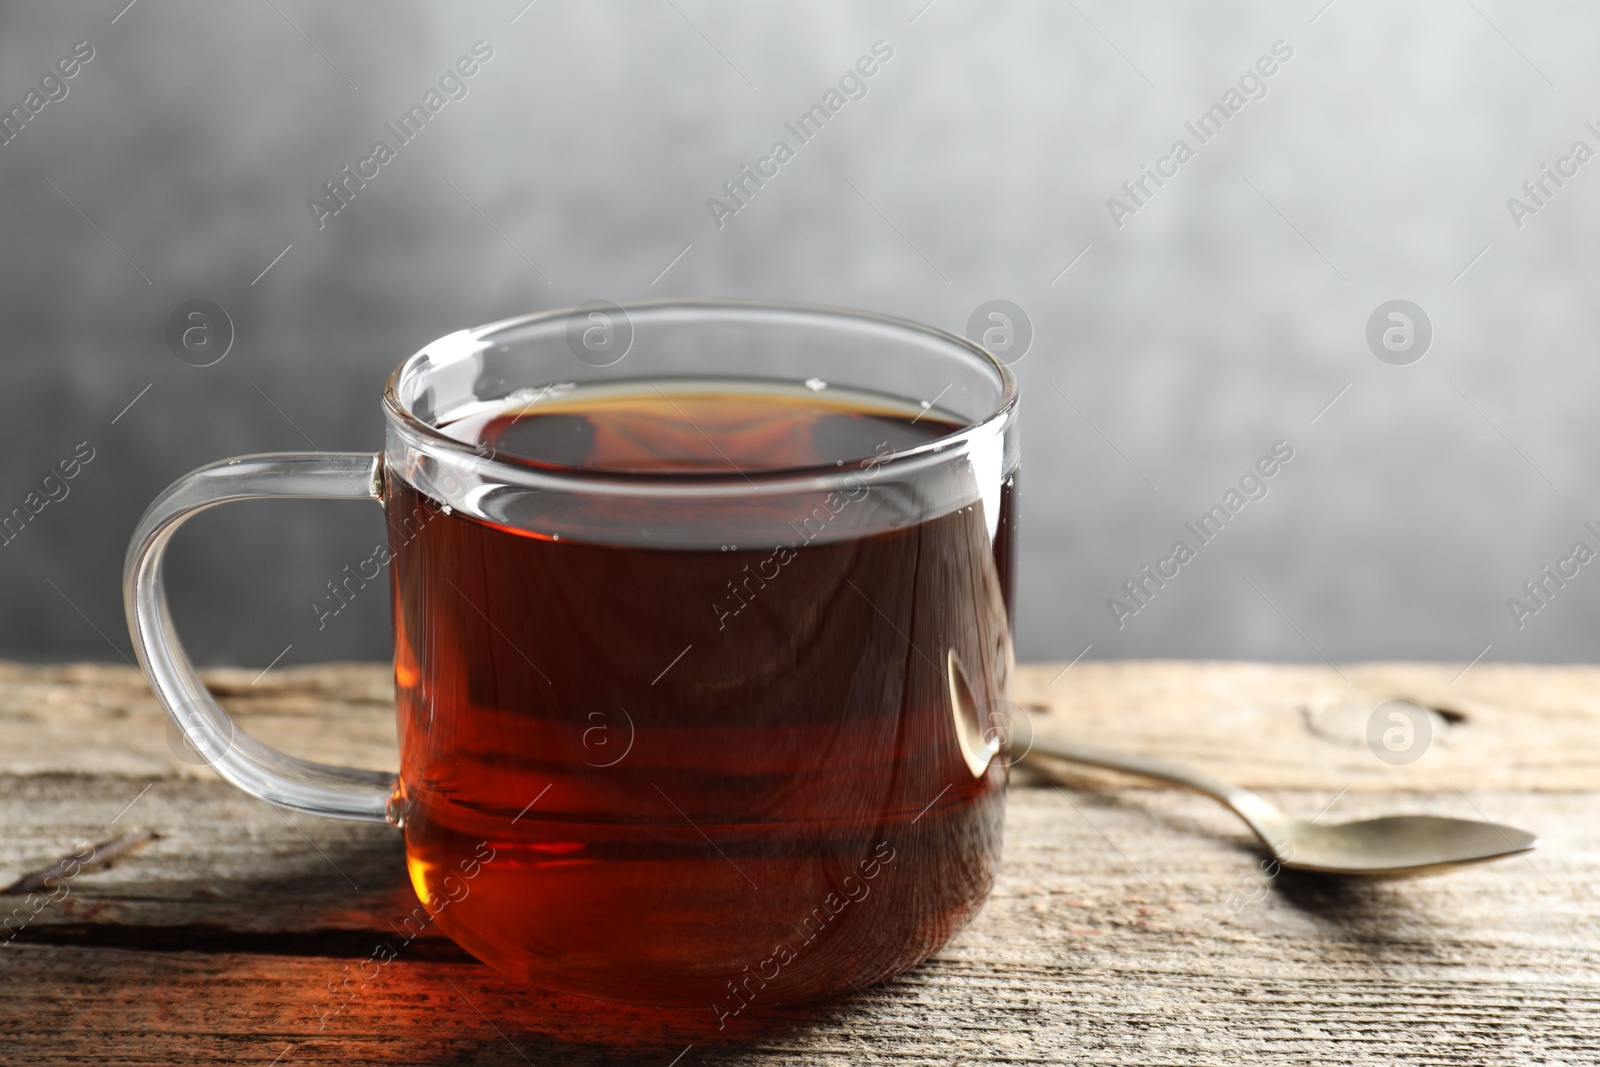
3, 0, 1599, 670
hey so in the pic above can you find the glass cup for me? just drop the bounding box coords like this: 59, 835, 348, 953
124, 299, 1019, 1012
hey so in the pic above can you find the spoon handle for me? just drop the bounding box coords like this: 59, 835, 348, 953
1019, 735, 1242, 802
1015, 731, 1293, 852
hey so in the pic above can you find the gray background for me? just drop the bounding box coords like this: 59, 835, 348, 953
3, 0, 1598, 670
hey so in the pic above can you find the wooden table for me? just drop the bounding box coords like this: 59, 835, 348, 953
1, 660, 1594, 1065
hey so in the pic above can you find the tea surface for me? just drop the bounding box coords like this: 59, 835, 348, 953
436, 377, 964, 475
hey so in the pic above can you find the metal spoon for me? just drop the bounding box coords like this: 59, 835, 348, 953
1007, 710, 1538, 877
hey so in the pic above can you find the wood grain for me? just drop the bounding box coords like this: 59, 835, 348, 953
0, 661, 1595, 1066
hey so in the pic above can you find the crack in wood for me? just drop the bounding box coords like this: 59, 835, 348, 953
0, 829, 157, 895
3, 921, 478, 961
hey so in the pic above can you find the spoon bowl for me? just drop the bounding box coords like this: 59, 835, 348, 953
1261, 814, 1538, 877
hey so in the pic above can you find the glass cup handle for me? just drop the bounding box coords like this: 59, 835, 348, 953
123, 451, 397, 823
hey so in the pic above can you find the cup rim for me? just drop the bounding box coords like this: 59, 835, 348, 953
382, 297, 1018, 491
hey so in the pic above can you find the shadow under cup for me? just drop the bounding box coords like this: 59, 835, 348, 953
387, 304, 1019, 1010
